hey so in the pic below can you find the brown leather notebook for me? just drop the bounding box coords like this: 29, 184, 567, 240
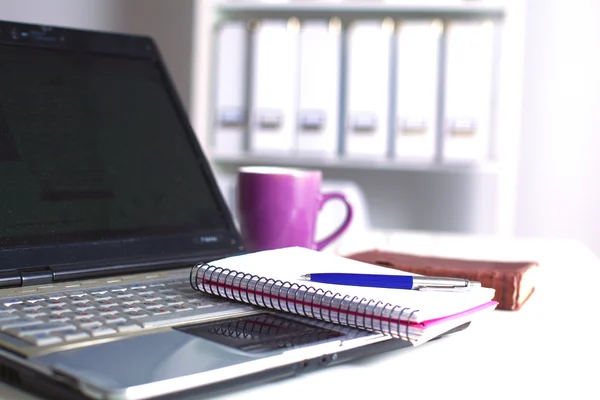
344, 249, 539, 311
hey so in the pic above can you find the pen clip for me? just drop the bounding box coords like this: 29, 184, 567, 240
417, 286, 472, 292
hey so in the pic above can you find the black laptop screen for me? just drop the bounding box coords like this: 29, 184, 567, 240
0, 44, 229, 248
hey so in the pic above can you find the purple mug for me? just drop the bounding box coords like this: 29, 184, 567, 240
236, 166, 353, 252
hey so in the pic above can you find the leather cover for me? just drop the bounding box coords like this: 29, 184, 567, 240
345, 250, 539, 311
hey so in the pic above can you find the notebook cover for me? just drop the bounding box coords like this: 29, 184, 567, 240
344, 250, 539, 311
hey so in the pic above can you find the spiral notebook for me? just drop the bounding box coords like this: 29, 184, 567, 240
191, 247, 498, 344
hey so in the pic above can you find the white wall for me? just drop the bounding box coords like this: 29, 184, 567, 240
0, 0, 195, 110
516, 0, 600, 255
7, 0, 600, 254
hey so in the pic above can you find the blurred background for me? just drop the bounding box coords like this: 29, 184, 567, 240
2, 0, 600, 256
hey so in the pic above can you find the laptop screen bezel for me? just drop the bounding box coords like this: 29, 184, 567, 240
0, 20, 244, 280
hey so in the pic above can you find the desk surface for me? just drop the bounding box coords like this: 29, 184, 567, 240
2, 230, 599, 400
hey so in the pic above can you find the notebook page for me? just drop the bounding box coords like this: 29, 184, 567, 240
209, 247, 496, 322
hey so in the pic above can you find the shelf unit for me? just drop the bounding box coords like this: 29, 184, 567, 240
215, 1, 506, 19
191, 0, 525, 236
210, 152, 500, 174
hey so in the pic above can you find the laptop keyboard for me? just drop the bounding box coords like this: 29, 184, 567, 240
0, 278, 246, 347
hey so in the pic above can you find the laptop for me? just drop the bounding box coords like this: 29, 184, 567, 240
0, 19, 468, 400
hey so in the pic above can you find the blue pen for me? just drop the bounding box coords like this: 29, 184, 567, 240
299, 273, 480, 290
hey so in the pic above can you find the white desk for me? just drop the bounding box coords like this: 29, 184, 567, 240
2, 231, 599, 400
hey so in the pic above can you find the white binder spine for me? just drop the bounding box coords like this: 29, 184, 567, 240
344, 19, 393, 159
296, 19, 341, 156
443, 20, 495, 162
249, 19, 300, 154
212, 21, 248, 155
395, 20, 441, 162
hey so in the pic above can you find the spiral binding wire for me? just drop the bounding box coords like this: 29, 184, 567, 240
191, 262, 420, 341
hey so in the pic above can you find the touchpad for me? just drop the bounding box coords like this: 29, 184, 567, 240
175, 312, 345, 354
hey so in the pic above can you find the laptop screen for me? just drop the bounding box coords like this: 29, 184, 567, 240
0, 24, 240, 271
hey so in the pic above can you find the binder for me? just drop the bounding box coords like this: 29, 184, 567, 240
249, 19, 299, 154
395, 21, 441, 162
296, 19, 341, 156
443, 21, 495, 162
344, 20, 393, 158
191, 247, 498, 344
212, 21, 248, 155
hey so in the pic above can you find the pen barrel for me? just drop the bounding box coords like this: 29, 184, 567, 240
310, 273, 414, 289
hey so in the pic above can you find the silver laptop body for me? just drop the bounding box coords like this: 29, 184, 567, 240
0, 19, 434, 400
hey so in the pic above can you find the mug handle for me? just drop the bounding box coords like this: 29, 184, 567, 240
315, 192, 354, 251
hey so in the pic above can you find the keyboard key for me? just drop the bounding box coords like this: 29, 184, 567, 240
139, 295, 161, 302
75, 306, 96, 312
1, 319, 45, 330
91, 295, 112, 301
171, 304, 193, 312
21, 306, 44, 313
6, 323, 76, 337
121, 306, 141, 313
68, 292, 88, 298
20, 333, 63, 346
78, 321, 103, 329
21, 311, 48, 319
135, 290, 155, 296
3, 299, 24, 306
143, 302, 164, 310
112, 321, 142, 333
47, 314, 71, 323
0, 314, 20, 323
127, 311, 150, 319
102, 316, 128, 324
95, 300, 118, 307
24, 296, 45, 304
34, 307, 55, 314
73, 313, 97, 320
47, 302, 67, 308
137, 309, 212, 328
85, 326, 117, 337
59, 331, 91, 342
50, 308, 74, 315
97, 310, 119, 317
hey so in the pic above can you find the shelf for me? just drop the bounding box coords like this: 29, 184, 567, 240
209, 152, 500, 174
216, 0, 505, 20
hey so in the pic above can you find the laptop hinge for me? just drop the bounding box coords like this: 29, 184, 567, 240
19, 267, 54, 287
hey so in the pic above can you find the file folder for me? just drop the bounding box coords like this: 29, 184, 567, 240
212, 21, 248, 155
395, 21, 441, 162
249, 19, 299, 154
296, 19, 341, 156
344, 20, 393, 158
443, 21, 495, 162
